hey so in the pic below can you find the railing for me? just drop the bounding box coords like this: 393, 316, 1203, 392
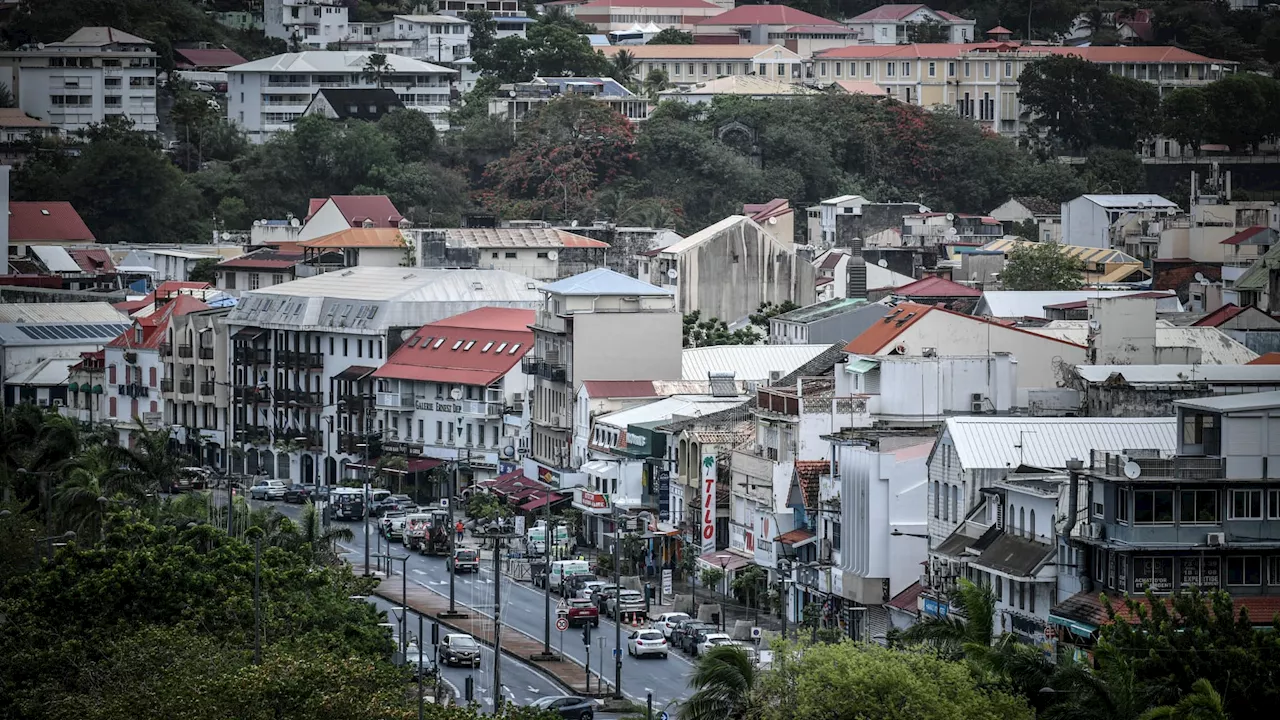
283, 389, 323, 406
532, 311, 567, 334
118, 384, 149, 398
1094, 451, 1225, 480
276, 350, 324, 369
234, 348, 269, 365
159, 343, 172, 357
160, 379, 174, 393
233, 385, 262, 403
460, 399, 503, 418
179, 380, 195, 394
376, 391, 415, 409
178, 345, 193, 358
199, 346, 214, 360
235, 426, 270, 443
522, 357, 567, 383
199, 381, 215, 397
340, 393, 371, 413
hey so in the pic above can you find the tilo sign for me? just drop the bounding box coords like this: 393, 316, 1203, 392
700, 451, 716, 555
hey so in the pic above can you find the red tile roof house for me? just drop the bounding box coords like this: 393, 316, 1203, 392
103, 293, 210, 446
372, 307, 534, 478
694, 4, 842, 42
8, 201, 96, 254
296, 195, 405, 243
843, 301, 1086, 393
214, 246, 302, 296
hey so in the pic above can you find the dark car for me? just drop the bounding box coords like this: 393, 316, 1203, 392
674, 621, 716, 654
593, 585, 622, 614
528, 695, 597, 720
284, 483, 317, 503
437, 633, 481, 668
372, 494, 414, 517
562, 573, 599, 598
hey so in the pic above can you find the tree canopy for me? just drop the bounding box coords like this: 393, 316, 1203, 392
1000, 241, 1084, 290
1019, 55, 1160, 154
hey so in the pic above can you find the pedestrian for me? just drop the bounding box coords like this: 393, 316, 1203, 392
455, 520, 465, 543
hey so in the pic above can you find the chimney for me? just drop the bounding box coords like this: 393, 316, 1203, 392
0, 165, 10, 267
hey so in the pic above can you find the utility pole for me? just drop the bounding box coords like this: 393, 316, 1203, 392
363, 479, 371, 575
612, 502, 622, 699
440, 457, 467, 618
490, 528, 520, 711
540, 487, 553, 657
417, 612, 425, 720
253, 533, 262, 665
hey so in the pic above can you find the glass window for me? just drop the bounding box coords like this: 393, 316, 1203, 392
928, 61, 935, 77
1135, 556, 1174, 593
886, 63, 894, 77
864, 62, 871, 76
983, 61, 990, 78
1230, 489, 1262, 520
819, 61, 826, 76
1004, 61, 1012, 77
902, 62, 910, 76
1134, 490, 1173, 524
834, 62, 842, 77
1227, 556, 1261, 586
1268, 489, 1280, 518
947, 61, 955, 77
1268, 556, 1280, 586
1180, 489, 1218, 524
1116, 487, 1130, 523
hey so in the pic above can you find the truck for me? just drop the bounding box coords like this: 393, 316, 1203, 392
405, 507, 452, 555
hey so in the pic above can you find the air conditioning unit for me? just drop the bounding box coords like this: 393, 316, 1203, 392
1207, 532, 1226, 547
512, 392, 523, 404
768, 370, 783, 383
971, 393, 985, 413
1081, 523, 1102, 540
37, 398, 49, 407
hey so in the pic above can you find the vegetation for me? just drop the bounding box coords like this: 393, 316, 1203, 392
1018, 55, 1160, 155
683, 311, 762, 348
1000, 241, 1084, 291
648, 28, 694, 45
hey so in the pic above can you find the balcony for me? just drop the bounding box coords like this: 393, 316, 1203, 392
376, 391, 415, 410
340, 393, 372, 413
199, 346, 214, 360
276, 349, 324, 369
159, 343, 172, 357
283, 388, 323, 406
522, 356, 567, 383
460, 399, 503, 418
1093, 451, 1225, 480
199, 381, 215, 397
532, 311, 568, 334
117, 384, 149, 398
234, 348, 269, 365
160, 378, 174, 393
233, 385, 263, 404
235, 426, 270, 444
179, 380, 195, 394
177, 344, 193, 359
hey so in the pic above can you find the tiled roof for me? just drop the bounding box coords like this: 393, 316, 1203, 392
372, 307, 534, 385
817, 43, 1226, 63
0, 108, 51, 128
786, 24, 858, 33
1220, 226, 1275, 246
68, 248, 115, 274
894, 275, 981, 298
1192, 303, 1246, 327
832, 80, 885, 95
582, 380, 660, 398
299, 227, 405, 248
217, 247, 303, 270
1248, 352, 1280, 365
305, 195, 404, 226
696, 5, 842, 26
571, 0, 719, 7
795, 460, 829, 508
1051, 590, 1280, 628
106, 295, 211, 350
174, 47, 247, 68
10, 201, 95, 242
986, 25, 1012, 34
776, 528, 815, 544
887, 580, 924, 613
439, 227, 608, 249
57, 27, 151, 46
1010, 196, 1059, 215
843, 302, 933, 353
601, 44, 801, 60
848, 4, 958, 21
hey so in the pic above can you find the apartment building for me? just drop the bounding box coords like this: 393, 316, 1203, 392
225, 51, 456, 142
812, 44, 1234, 137
566, 0, 725, 33
488, 77, 650, 125
0, 27, 158, 133
438, 0, 526, 18
602, 44, 805, 86
528, 269, 682, 484
264, 0, 350, 48
164, 307, 233, 468
372, 307, 534, 483
409, 226, 610, 281
226, 267, 540, 484
345, 15, 472, 63
844, 4, 976, 44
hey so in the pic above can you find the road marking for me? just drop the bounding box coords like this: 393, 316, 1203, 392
411, 568, 427, 575
528, 686, 541, 694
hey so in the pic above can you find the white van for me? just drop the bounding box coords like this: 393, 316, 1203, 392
527, 522, 570, 555
545, 559, 591, 593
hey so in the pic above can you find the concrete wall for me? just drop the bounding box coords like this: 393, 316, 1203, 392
1061, 197, 1109, 249
570, 311, 682, 390
674, 219, 815, 324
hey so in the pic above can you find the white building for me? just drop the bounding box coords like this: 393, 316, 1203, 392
844, 4, 976, 44
838, 353, 1019, 423
225, 267, 541, 484
346, 15, 472, 63
372, 307, 534, 482
164, 307, 234, 468
1060, 194, 1180, 254
116, 247, 222, 283
264, 0, 350, 48
0, 302, 129, 385
225, 51, 456, 142
0, 27, 158, 133
299, 194, 405, 242
408, 226, 611, 281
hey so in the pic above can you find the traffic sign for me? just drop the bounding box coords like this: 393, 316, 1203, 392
661, 712, 669, 720
555, 617, 569, 632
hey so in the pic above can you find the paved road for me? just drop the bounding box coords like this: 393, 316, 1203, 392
257, 498, 692, 712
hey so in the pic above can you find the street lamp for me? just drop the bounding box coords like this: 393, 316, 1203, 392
716, 553, 730, 632
357, 442, 371, 576
35, 530, 75, 560
776, 558, 792, 640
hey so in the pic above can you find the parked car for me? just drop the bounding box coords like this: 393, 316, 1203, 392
373, 494, 413, 517
592, 585, 622, 613
564, 597, 599, 628
651, 612, 690, 639
283, 483, 316, 503
626, 629, 668, 659
450, 547, 480, 573
169, 467, 211, 492
669, 618, 709, 652
578, 580, 607, 601
562, 573, 599, 598
528, 695, 596, 720
605, 590, 646, 622
191, 80, 215, 92
696, 632, 733, 657
249, 480, 286, 500
677, 623, 717, 654
437, 633, 481, 667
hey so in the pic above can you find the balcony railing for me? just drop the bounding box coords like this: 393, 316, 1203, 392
159, 343, 172, 357
283, 389, 323, 406
177, 344, 193, 358
160, 378, 174, 393
233, 385, 263, 404
199, 381, 215, 397
179, 380, 195, 394
341, 393, 372, 413
276, 350, 324, 369
199, 346, 214, 360
1093, 451, 1225, 480
522, 356, 567, 383
234, 348, 269, 365
235, 426, 270, 443
376, 391, 415, 410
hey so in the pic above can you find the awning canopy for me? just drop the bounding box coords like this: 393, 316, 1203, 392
698, 551, 752, 572
776, 528, 818, 548
581, 459, 618, 479
407, 458, 443, 473
92, 384, 103, 394
68, 382, 79, 392
232, 327, 266, 341
846, 358, 879, 374
336, 365, 377, 382
520, 491, 568, 512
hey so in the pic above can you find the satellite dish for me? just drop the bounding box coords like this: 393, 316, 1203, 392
1194, 272, 1207, 284
1123, 461, 1142, 480
667, 268, 678, 280
450, 387, 463, 401
290, 217, 300, 227
768, 216, 777, 225
220, 232, 232, 241
945, 213, 955, 221
877, 259, 888, 268
546, 250, 558, 261
502, 445, 515, 458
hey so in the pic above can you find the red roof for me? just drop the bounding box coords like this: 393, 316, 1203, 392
1193, 303, 1246, 327
9, 201, 95, 242
695, 5, 841, 26
743, 198, 791, 223
986, 25, 1012, 34
373, 308, 534, 386
305, 195, 404, 227
816, 43, 1224, 63
106, 294, 211, 350
893, 275, 981, 298
174, 47, 248, 68
776, 528, 815, 545
887, 580, 924, 613
572, 0, 719, 7
581, 380, 660, 398
68, 248, 115, 274
1055, 589, 1280, 627
1220, 226, 1271, 245
848, 4, 962, 21
1248, 352, 1280, 365
217, 248, 302, 270
843, 301, 1085, 354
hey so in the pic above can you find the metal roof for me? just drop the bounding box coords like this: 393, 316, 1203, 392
772, 298, 873, 324
5, 357, 77, 386
942, 416, 1177, 470
225, 51, 454, 75
540, 268, 671, 297
1074, 364, 1280, 385
681, 344, 829, 382
227, 267, 542, 332
1029, 321, 1256, 365
1176, 391, 1280, 413
1080, 194, 1179, 209
596, 395, 750, 430
976, 290, 1181, 318
0, 302, 125, 324
30, 245, 82, 273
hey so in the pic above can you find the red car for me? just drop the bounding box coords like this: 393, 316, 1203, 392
564, 597, 599, 628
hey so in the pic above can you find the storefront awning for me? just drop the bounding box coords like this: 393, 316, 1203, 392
581, 459, 618, 479
698, 551, 752, 572
68, 382, 79, 392
1048, 614, 1097, 638
407, 458, 443, 474
520, 491, 568, 512
776, 528, 818, 548
336, 365, 377, 382
92, 384, 103, 394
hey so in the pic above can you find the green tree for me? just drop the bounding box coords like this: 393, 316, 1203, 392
749, 300, 800, 327
900, 578, 996, 659
526, 21, 610, 78
1203, 73, 1280, 153
463, 8, 498, 53
999, 241, 1084, 291
377, 107, 439, 162
642, 68, 671, 99
700, 566, 726, 594
1019, 55, 1159, 153
682, 644, 761, 720
467, 491, 508, 521
683, 311, 762, 347
362, 52, 391, 88
188, 257, 219, 284
1080, 147, 1147, 194
611, 49, 640, 88
478, 35, 534, 82
1139, 678, 1228, 720
648, 28, 694, 44
905, 19, 950, 43
1161, 87, 1211, 156
121, 419, 189, 495
730, 563, 767, 619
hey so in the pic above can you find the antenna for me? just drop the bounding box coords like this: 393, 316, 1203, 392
1123, 461, 1142, 480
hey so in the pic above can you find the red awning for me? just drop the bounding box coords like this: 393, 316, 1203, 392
407, 458, 443, 473
520, 491, 568, 512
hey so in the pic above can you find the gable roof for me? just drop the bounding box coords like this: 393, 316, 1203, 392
1220, 226, 1277, 246
941, 416, 1177, 470
816, 43, 1224, 64
217, 247, 303, 270
68, 248, 115, 274
9, 202, 95, 242
225, 51, 454, 75
107, 294, 211, 350
299, 227, 405, 249
1192, 303, 1247, 327
0, 108, 52, 129
1230, 241, 1280, 291
601, 44, 802, 60
56, 27, 151, 46
310, 87, 405, 120
541, 268, 672, 297
848, 4, 963, 22
305, 195, 404, 226
696, 4, 842, 26
832, 80, 886, 95
582, 380, 661, 399
174, 47, 247, 68
843, 301, 1086, 354
372, 308, 534, 385
439, 227, 608, 249
893, 275, 981, 298
1010, 196, 1059, 215
1249, 352, 1280, 365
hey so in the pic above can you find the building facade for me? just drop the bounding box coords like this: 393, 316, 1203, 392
164, 307, 233, 468
264, 0, 351, 48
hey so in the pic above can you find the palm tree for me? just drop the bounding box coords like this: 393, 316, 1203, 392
1138, 678, 1228, 720
121, 419, 187, 496
293, 501, 354, 563
682, 644, 759, 720
642, 68, 670, 100
611, 49, 639, 89
1041, 653, 1151, 720
52, 444, 137, 537
900, 578, 996, 659
362, 52, 391, 89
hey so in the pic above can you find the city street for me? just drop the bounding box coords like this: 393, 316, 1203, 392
258, 498, 692, 713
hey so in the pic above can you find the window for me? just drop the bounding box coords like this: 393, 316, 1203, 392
942, 483, 949, 521
864, 62, 872, 77
249, 273, 261, 290
964, 61, 971, 77
1269, 557, 1280, 586
933, 481, 940, 518
272, 274, 285, 285
717, 62, 724, 75
886, 63, 894, 77
1116, 487, 1130, 523
1093, 501, 1103, 517
1135, 556, 1174, 593
951, 485, 958, 523
1230, 489, 1262, 520
757, 63, 766, 75
105, 77, 121, 88
928, 61, 936, 77
1227, 556, 1261, 586
436, 421, 443, 443
226, 272, 236, 290
982, 61, 990, 78
834, 62, 842, 77
819, 61, 826, 76
1004, 61, 1013, 77
701, 63, 708, 75
902, 62, 910, 76
1134, 490, 1174, 524
947, 61, 955, 77
673, 63, 681, 77
504, 252, 517, 259
537, 251, 549, 259
1180, 489, 1219, 524
1029, 509, 1035, 539
1268, 489, 1280, 518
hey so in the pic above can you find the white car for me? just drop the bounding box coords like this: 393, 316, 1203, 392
191, 80, 215, 92
579, 580, 607, 600
249, 479, 286, 500
651, 612, 690, 639
626, 629, 668, 659
696, 633, 734, 656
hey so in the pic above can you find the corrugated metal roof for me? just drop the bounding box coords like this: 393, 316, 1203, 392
1176, 391, 1280, 413
595, 395, 748, 430
541, 268, 671, 297
439, 227, 607, 249
7, 357, 77, 386
1074, 364, 1280, 384
1029, 321, 1257, 365
979, 238, 1140, 265
30, 245, 82, 273
226, 51, 454, 75
943, 416, 1177, 470
977, 291, 1181, 319
1081, 194, 1179, 209
681, 344, 829, 382
0, 302, 125, 324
